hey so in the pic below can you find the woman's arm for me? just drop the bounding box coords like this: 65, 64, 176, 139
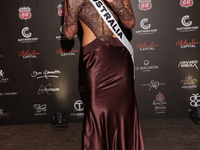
105, 0, 135, 29
62, 0, 84, 39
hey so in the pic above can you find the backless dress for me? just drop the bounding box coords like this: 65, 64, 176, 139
63, 0, 144, 149
80, 37, 144, 150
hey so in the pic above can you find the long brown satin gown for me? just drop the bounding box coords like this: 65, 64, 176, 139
63, 0, 144, 149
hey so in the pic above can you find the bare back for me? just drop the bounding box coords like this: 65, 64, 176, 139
79, 0, 118, 46
63, 0, 135, 47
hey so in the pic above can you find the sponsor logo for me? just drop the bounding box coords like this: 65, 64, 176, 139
0, 109, 9, 118
18, 27, 38, 43
70, 100, 85, 118
178, 60, 198, 69
56, 47, 79, 56
31, 70, 61, 79
74, 100, 85, 111
0, 70, 9, 83
152, 92, 167, 114
18, 50, 40, 59
0, 92, 17, 96
33, 104, 47, 115
181, 15, 192, 27
190, 93, 200, 107
0, 70, 4, 78
176, 15, 199, 32
176, 39, 200, 49
57, 4, 64, 16
135, 60, 159, 72
138, 0, 152, 11
180, 0, 194, 8
135, 18, 157, 35
38, 84, 60, 95
135, 41, 159, 51
180, 75, 198, 89
56, 26, 71, 40
0, 41, 2, 57
141, 80, 165, 91
18, 7, 32, 20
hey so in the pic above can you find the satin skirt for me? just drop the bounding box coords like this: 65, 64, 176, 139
80, 37, 144, 150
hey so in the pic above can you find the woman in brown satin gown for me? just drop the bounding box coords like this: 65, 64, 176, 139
63, 0, 144, 149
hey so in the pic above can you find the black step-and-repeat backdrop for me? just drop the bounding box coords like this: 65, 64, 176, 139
0, 0, 200, 125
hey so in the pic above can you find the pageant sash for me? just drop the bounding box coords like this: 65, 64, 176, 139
89, 0, 134, 63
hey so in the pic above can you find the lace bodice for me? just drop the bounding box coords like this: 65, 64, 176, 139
63, 0, 134, 41
79, 1, 115, 41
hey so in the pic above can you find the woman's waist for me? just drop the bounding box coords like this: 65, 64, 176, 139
82, 33, 118, 47
82, 37, 124, 55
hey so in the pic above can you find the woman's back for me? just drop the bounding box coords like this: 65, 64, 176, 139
63, 0, 135, 47
79, 0, 117, 45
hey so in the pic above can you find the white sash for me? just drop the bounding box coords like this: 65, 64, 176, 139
89, 0, 134, 63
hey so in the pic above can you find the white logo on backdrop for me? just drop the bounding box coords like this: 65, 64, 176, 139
22, 27, 32, 38
70, 100, 85, 118
18, 27, 38, 43
180, 75, 198, 89
142, 80, 165, 91
31, 70, 61, 79
0, 70, 9, 83
181, 15, 192, 27
74, 100, 85, 111
190, 93, 200, 107
33, 104, 47, 113
178, 60, 198, 69
140, 18, 151, 30
135, 18, 157, 35
0, 92, 17, 96
33, 104, 47, 116
38, 84, 60, 95
135, 60, 159, 72
144, 60, 149, 66
177, 15, 199, 32
0, 70, 4, 78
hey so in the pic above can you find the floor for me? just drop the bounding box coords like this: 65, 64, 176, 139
0, 117, 200, 150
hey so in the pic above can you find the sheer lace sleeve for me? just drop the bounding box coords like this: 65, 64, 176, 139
106, 0, 135, 29
62, 0, 84, 39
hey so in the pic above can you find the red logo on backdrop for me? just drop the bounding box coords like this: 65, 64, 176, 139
176, 39, 200, 48
57, 4, 64, 16
180, 0, 193, 8
18, 50, 40, 58
138, 0, 152, 11
18, 7, 32, 20
135, 41, 159, 51
0, 55, 2, 57
56, 47, 79, 56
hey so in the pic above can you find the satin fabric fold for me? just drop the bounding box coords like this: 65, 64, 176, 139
80, 37, 144, 150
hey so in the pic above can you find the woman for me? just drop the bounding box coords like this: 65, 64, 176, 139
63, 0, 144, 149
